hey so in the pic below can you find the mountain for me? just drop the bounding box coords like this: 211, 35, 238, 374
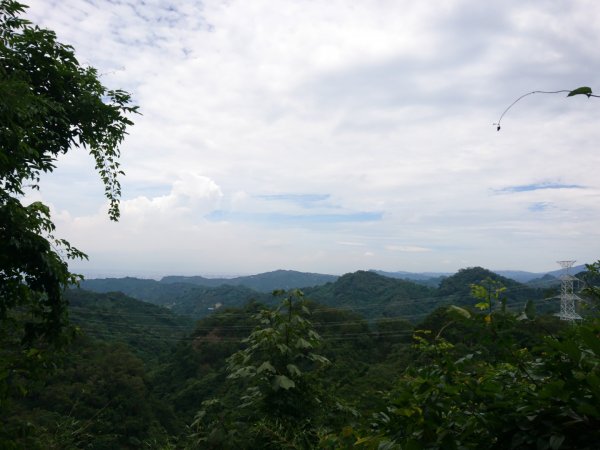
371, 270, 449, 288
77, 278, 273, 319
160, 269, 338, 292
493, 270, 541, 283
79, 276, 190, 302
150, 284, 274, 317
371, 270, 452, 281
495, 264, 587, 283
437, 267, 559, 315
303, 270, 438, 320
437, 267, 521, 297
78, 266, 561, 323
66, 289, 196, 359
525, 274, 560, 288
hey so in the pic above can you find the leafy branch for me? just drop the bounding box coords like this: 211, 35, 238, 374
494, 86, 599, 131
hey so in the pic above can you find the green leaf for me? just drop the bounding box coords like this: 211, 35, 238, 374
308, 353, 330, 364
296, 337, 313, 349
567, 86, 592, 97
276, 343, 290, 354
475, 301, 489, 311
549, 434, 565, 450
257, 361, 275, 374
286, 363, 302, 377
447, 305, 471, 319
272, 375, 295, 391
559, 340, 581, 362
580, 327, 600, 355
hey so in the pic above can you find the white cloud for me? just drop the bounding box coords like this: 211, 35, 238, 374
21, 0, 600, 276
386, 246, 432, 253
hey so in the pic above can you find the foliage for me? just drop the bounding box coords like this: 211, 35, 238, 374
225, 290, 329, 416
151, 302, 264, 425
5, 272, 600, 448
580, 260, 600, 314
347, 300, 600, 450
396, 321, 598, 449
66, 289, 196, 361
1, 2, 136, 445
470, 277, 507, 321
189, 290, 331, 448
0, 0, 137, 338
1, 336, 174, 449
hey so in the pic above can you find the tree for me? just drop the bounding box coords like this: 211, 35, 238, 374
0, 0, 137, 427
580, 260, 600, 315
470, 277, 507, 320
0, 0, 137, 341
190, 290, 331, 449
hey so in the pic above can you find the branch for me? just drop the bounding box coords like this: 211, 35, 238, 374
494, 87, 600, 131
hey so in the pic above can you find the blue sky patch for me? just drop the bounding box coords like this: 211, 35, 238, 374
528, 202, 550, 212
499, 183, 584, 193
256, 194, 331, 208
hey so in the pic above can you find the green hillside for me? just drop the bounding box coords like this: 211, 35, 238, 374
304, 270, 437, 320
79, 277, 193, 302
153, 284, 274, 317
437, 266, 558, 314
66, 289, 196, 360
78, 279, 274, 319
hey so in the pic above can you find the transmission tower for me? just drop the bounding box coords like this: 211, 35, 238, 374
556, 260, 582, 322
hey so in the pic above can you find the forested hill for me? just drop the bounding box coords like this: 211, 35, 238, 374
65, 289, 196, 360
161, 269, 338, 292
79, 267, 556, 321
436, 266, 554, 312
438, 266, 530, 296
303, 267, 555, 321
75, 280, 274, 319
303, 270, 438, 320
79, 277, 179, 302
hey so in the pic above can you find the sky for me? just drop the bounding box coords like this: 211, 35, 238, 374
22, 0, 600, 278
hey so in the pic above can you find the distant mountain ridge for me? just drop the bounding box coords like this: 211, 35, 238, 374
78, 266, 573, 321
160, 269, 338, 292
494, 265, 587, 283
371, 270, 452, 281
374, 265, 588, 284
81, 265, 590, 295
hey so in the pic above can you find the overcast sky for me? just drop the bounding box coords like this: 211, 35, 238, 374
23, 0, 600, 278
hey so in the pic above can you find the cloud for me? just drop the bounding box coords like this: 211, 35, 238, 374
257, 194, 330, 208
386, 245, 433, 253
336, 241, 366, 247
121, 172, 223, 219
206, 210, 383, 226
22, 0, 600, 275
